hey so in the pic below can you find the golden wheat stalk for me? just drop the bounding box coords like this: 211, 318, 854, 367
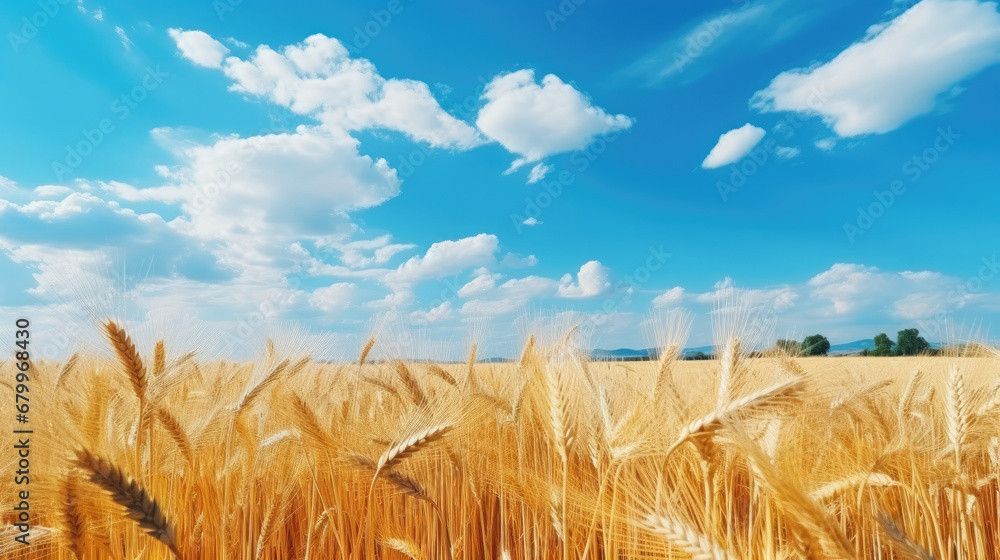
518, 334, 535, 371
381, 537, 422, 559
945, 365, 969, 470
642, 513, 733, 560
155, 407, 193, 464
466, 343, 480, 391
54, 352, 80, 392
358, 334, 377, 366
104, 320, 147, 404
809, 472, 898, 502
394, 360, 427, 407
361, 376, 402, 399
236, 358, 290, 413
426, 364, 457, 386
877, 512, 934, 560
375, 424, 452, 477
153, 340, 166, 377
288, 391, 329, 446
73, 449, 181, 558
666, 377, 803, 457
61, 475, 87, 560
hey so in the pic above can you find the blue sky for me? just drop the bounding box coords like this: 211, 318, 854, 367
2, 0, 1000, 358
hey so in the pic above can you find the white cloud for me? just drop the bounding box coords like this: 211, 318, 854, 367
115, 26, 132, 51
808, 263, 976, 322
653, 286, 685, 307
165, 127, 400, 258
459, 275, 559, 315
815, 137, 837, 151
225, 37, 250, 48
500, 253, 539, 268
808, 263, 882, 314
320, 235, 415, 268
775, 146, 800, 159
33, 185, 74, 198
309, 282, 358, 312
557, 260, 612, 299
695, 277, 798, 311
521, 217, 541, 227
384, 234, 498, 288
458, 268, 500, 297
168, 29, 231, 69
476, 70, 632, 166
1, 176, 19, 191
526, 163, 552, 184
218, 33, 481, 149
701, 124, 766, 169
410, 301, 453, 323
751, 0, 1000, 136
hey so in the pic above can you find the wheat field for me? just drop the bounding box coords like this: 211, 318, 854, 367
2, 320, 999, 559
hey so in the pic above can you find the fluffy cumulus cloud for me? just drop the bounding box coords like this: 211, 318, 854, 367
209, 33, 482, 149
476, 70, 633, 169
410, 301, 454, 324
458, 268, 500, 297
702, 124, 766, 169
557, 261, 612, 299
168, 29, 230, 68
309, 282, 358, 312
806, 263, 980, 322
653, 286, 685, 307
384, 234, 499, 289
695, 277, 798, 311
751, 0, 1000, 136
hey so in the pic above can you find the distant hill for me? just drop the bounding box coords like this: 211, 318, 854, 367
585, 339, 949, 361
590, 345, 714, 361
828, 339, 875, 355
591, 340, 885, 360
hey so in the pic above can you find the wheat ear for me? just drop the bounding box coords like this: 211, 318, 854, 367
155, 407, 193, 464
426, 364, 458, 386
361, 376, 402, 399
375, 424, 452, 478
466, 343, 480, 391
61, 475, 87, 559
394, 360, 427, 407
104, 321, 147, 404
153, 340, 166, 377
667, 377, 803, 457
73, 449, 181, 558
877, 512, 934, 560
54, 352, 79, 392
899, 368, 924, 419
382, 538, 422, 559
236, 358, 290, 413
358, 335, 377, 366
945, 365, 970, 471
642, 514, 733, 559
809, 472, 898, 501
